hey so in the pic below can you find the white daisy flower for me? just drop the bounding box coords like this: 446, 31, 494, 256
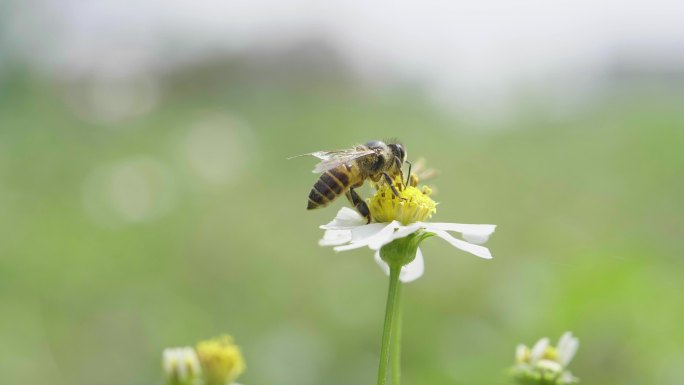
511, 332, 580, 385
314, 170, 495, 384
318, 183, 496, 282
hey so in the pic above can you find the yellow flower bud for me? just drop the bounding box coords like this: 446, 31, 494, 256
196, 335, 245, 385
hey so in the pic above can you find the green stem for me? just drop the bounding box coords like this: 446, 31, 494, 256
376, 265, 402, 385
391, 281, 403, 385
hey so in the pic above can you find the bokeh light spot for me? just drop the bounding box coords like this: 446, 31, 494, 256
182, 113, 255, 185
82, 156, 177, 226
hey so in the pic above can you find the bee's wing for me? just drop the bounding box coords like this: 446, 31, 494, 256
289, 148, 375, 173
312, 149, 376, 173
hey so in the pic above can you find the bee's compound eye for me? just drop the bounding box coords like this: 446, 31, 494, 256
395, 144, 405, 160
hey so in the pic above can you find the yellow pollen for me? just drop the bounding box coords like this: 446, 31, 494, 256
369, 183, 437, 225
541, 346, 559, 362
196, 335, 245, 385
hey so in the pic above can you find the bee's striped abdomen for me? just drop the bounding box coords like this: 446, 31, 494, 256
307, 166, 353, 210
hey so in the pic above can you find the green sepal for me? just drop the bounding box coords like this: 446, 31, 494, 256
379, 231, 435, 269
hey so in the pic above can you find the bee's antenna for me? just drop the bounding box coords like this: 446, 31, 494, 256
405, 160, 412, 186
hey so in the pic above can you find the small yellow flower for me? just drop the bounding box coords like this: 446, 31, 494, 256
368, 183, 437, 225
196, 335, 246, 385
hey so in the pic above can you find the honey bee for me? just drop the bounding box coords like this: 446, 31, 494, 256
292, 140, 408, 223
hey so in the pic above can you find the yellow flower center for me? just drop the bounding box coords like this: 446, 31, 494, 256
540, 346, 559, 362
369, 183, 437, 225
196, 335, 245, 385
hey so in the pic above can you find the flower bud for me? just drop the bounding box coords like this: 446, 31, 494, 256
196, 335, 246, 385
163, 347, 201, 385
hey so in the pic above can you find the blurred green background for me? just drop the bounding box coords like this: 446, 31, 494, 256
2, 3, 684, 385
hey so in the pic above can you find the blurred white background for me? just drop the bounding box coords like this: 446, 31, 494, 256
3, 0, 684, 118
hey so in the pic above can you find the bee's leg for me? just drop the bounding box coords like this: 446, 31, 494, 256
404, 160, 412, 187
394, 157, 405, 188
382, 172, 404, 199
345, 188, 371, 224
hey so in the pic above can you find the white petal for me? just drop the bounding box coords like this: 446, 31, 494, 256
351, 223, 388, 241
372, 248, 425, 282
530, 337, 550, 363
463, 232, 491, 244
368, 221, 402, 250
537, 359, 563, 374
162, 349, 175, 373
391, 223, 423, 241
373, 249, 391, 277
432, 230, 493, 259
318, 229, 352, 246
561, 372, 578, 383
557, 331, 571, 353
333, 223, 389, 251
557, 332, 579, 366
424, 222, 496, 237
320, 207, 367, 230
334, 241, 373, 252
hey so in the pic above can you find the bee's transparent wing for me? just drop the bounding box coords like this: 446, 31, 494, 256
289, 148, 375, 173
311, 149, 376, 173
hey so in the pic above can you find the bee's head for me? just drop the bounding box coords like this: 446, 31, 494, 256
388, 143, 407, 163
